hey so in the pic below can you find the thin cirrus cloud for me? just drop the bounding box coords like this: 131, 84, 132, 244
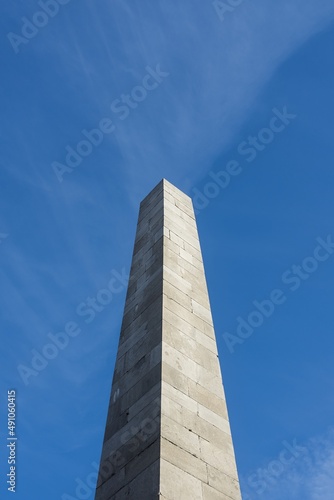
241, 428, 334, 500
9, 0, 333, 201
82, 0, 334, 194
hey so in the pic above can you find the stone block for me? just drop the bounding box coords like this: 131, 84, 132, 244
114, 459, 160, 499
164, 216, 201, 251
192, 299, 213, 325
111, 343, 161, 398
164, 212, 199, 241
202, 483, 232, 500
161, 394, 199, 435
95, 464, 126, 500
200, 438, 239, 480
161, 381, 197, 414
161, 437, 207, 483
120, 297, 162, 344
197, 403, 230, 434
179, 246, 195, 265
163, 308, 217, 354
207, 464, 242, 499
160, 459, 203, 500
163, 280, 192, 311
118, 362, 162, 414
119, 315, 161, 357
100, 421, 159, 489
126, 383, 160, 421
163, 179, 192, 206
183, 239, 203, 262
128, 241, 163, 288
196, 363, 224, 396
161, 413, 200, 457
125, 439, 160, 484
162, 320, 218, 370
164, 245, 204, 279
136, 204, 164, 238
164, 192, 195, 220
139, 181, 163, 211
138, 194, 163, 222
162, 342, 198, 383
163, 294, 213, 338
163, 232, 183, 257
129, 267, 162, 301
161, 360, 189, 396
123, 280, 162, 324
188, 379, 226, 417
124, 325, 161, 372
196, 419, 234, 454
168, 228, 186, 249
163, 264, 192, 296
101, 390, 160, 463
164, 198, 196, 227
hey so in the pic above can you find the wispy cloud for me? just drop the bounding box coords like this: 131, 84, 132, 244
305, 430, 334, 500
241, 428, 334, 500
15, 0, 334, 200
92, 0, 334, 194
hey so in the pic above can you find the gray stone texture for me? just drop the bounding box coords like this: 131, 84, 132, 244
95, 179, 241, 500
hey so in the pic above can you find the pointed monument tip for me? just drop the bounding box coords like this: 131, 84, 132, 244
155, 178, 178, 188
140, 178, 191, 207
161, 178, 191, 200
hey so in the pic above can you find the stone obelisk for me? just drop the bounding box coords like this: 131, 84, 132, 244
95, 179, 241, 499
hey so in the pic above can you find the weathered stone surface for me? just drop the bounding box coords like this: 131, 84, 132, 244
101, 392, 160, 463
163, 307, 218, 354
207, 464, 242, 499
196, 363, 225, 397
163, 294, 215, 339
200, 438, 239, 480
161, 413, 201, 457
161, 381, 197, 414
188, 379, 227, 417
162, 319, 218, 369
202, 482, 234, 500
198, 403, 231, 434
161, 437, 207, 483
95, 179, 241, 500
113, 459, 160, 500
160, 459, 203, 500
162, 342, 198, 382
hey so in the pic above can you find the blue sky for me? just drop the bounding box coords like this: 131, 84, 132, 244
1, 1, 334, 499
